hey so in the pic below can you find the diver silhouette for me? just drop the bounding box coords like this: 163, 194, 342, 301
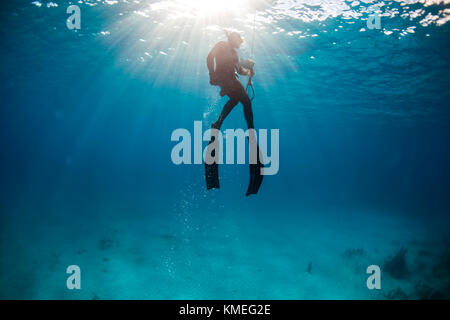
205, 31, 263, 196
207, 31, 255, 130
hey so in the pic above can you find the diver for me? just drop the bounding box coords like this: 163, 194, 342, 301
205, 31, 263, 196
206, 31, 255, 130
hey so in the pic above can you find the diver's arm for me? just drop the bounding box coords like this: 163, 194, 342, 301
206, 46, 217, 76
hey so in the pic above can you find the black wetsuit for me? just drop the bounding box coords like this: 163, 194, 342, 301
206, 41, 254, 129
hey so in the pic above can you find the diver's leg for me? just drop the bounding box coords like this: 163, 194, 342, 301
232, 81, 263, 195
242, 96, 254, 129
212, 99, 239, 129
206, 98, 238, 190
231, 80, 254, 129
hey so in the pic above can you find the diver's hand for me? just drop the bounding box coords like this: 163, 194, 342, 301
242, 68, 254, 77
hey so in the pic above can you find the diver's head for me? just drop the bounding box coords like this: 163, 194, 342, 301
226, 31, 244, 49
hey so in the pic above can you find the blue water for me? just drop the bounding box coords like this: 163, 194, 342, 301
0, 0, 449, 299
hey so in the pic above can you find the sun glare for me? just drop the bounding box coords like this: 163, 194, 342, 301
150, 0, 248, 18
182, 0, 243, 15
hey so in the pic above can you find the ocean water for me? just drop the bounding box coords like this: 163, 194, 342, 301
0, 0, 449, 300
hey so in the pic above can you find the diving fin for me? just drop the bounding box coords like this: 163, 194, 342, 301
246, 144, 264, 196
205, 132, 220, 190
205, 161, 219, 190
